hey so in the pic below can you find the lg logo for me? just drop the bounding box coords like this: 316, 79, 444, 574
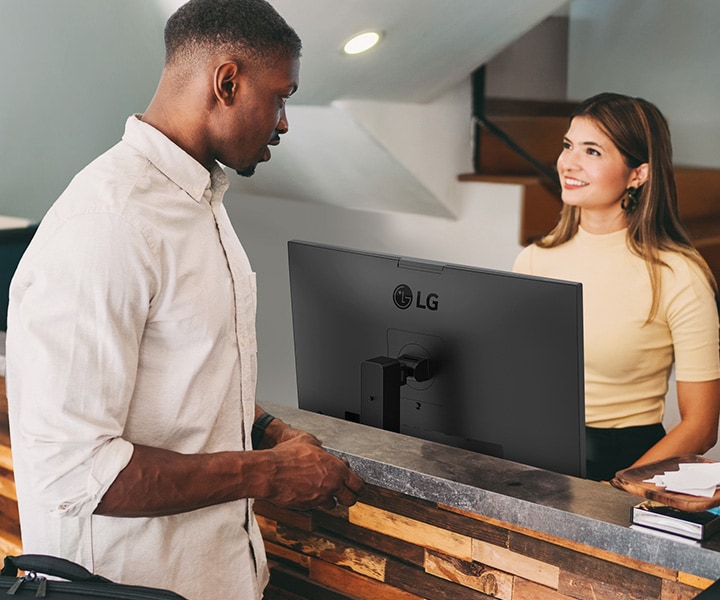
393, 284, 439, 311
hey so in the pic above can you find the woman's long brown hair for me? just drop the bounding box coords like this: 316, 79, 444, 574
537, 92, 716, 320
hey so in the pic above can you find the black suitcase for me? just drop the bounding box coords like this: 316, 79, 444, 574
0, 554, 188, 599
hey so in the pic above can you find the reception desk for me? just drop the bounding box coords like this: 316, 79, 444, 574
258, 402, 720, 599
1, 378, 719, 598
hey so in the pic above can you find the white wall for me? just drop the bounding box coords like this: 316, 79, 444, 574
567, 0, 720, 168
226, 178, 523, 406
0, 0, 165, 221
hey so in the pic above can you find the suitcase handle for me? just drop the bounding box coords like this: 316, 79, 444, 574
1, 554, 111, 583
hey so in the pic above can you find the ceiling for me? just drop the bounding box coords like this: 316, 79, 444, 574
156, 0, 571, 215
158, 0, 569, 105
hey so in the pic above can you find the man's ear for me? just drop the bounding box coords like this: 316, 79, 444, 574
213, 61, 241, 106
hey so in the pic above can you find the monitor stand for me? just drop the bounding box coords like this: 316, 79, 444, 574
360, 354, 431, 432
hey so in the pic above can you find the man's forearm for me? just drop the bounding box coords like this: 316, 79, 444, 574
94, 444, 272, 517
94, 430, 366, 517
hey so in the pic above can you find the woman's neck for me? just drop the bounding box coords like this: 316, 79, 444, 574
579, 207, 627, 234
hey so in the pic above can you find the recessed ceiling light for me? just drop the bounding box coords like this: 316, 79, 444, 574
342, 31, 381, 55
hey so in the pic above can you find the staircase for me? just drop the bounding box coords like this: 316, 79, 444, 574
460, 97, 720, 287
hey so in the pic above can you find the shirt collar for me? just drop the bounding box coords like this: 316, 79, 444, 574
121, 115, 229, 203
576, 225, 629, 248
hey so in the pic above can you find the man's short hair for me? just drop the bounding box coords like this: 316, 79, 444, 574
164, 0, 301, 67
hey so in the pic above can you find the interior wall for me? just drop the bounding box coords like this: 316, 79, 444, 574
567, 0, 720, 168
0, 0, 165, 221
486, 15, 569, 101
226, 180, 523, 407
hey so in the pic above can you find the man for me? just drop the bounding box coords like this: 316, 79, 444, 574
6, 1, 364, 599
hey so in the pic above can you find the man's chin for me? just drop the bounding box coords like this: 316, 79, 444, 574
235, 165, 256, 178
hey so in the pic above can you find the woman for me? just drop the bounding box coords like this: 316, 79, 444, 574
513, 92, 720, 481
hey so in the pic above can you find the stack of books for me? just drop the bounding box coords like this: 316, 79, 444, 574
631, 499, 720, 544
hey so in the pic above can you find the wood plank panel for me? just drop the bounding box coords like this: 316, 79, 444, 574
441, 503, 679, 581
264, 540, 311, 571
0, 535, 22, 560
268, 563, 355, 600
558, 570, 661, 600
677, 572, 714, 591
263, 583, 309, 600
312, 508, 425, 568
310, 558, 424, 600
383, 555, 496, 600
512, 579, 577, 600
425, 549, 513, 599
0, 494, 20, 542
0, 468, 16, 502
271, 523, 387, 582
254, 499, 314, 532
349, 502, 472, 561
661, 579, 710, 600
359, 485, 509, 547
511, 531, 662, 599
471, 539, 559, 589
0, 444, 13, 471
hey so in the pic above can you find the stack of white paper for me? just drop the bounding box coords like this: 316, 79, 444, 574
644, 462, 720, 497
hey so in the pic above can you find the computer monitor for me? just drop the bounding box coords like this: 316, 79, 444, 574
287, 240, 586, 477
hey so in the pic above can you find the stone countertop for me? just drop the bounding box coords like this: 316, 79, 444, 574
264, 401, 720, 581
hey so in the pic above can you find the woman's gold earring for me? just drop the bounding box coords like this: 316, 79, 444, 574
621, 187, 639, 212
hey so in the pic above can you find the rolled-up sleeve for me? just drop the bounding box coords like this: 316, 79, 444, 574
7, 211, 158, 517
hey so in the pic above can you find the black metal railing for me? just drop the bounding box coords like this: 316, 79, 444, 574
471, 66, 562, 197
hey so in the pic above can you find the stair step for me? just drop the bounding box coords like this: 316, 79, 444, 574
458, 173, 545, 185
484, 98, 577, 118
686, 215, 720, 245
675, 167, 720, 221
477, 116, 567, 176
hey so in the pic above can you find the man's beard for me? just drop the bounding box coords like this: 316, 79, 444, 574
235, 165, 256, 178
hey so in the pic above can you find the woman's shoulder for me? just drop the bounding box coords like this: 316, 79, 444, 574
660, 249, 709, 279
512, 239, 575, 276
658, 249, 716, 299
512, 243, 539, 274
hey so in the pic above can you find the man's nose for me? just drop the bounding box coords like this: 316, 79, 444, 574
277, 107, 289, 135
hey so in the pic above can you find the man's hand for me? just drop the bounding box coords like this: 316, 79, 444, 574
261, 436, 365, 510
258, 416, 322, 449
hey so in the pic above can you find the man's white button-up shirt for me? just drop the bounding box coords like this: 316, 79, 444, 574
7, 116, 267, 600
